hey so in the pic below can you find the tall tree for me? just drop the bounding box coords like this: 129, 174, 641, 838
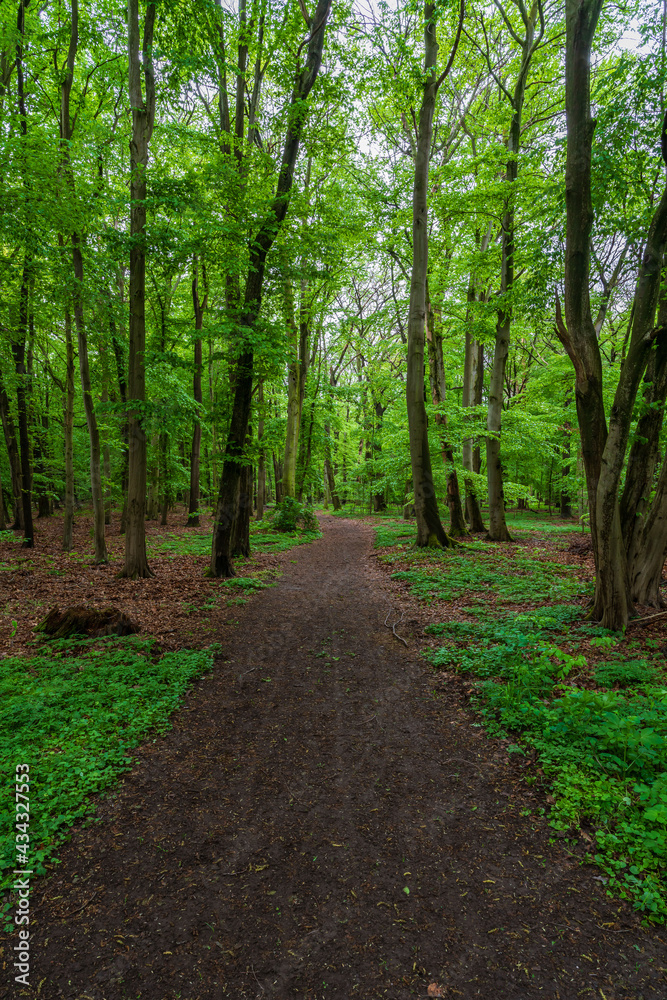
121, 0, 156, 578
557, 0, 667, 627
405, 0, 463, 548
209, 0, 333, 577
60, 0, 107, 563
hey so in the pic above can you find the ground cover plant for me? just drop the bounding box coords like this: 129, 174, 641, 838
0, 634, 216, 930
373, 514, 667, 922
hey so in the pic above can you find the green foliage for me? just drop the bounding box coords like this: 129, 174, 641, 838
270, 497, 318, 533
0, 637, 215, 921
594, 660, 660, 689
426, 605, 667, 921
391, 550, 583, 604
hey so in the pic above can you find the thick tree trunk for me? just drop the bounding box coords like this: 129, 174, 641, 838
121, 0, 156, 578
560, 0, 667, 627
232, 439, 251, 558
405, 3, 455, 550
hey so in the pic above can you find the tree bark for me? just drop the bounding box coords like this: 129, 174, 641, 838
121, 0, 156, 578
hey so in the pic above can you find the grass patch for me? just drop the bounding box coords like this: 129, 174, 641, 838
147, 520, 321, 560
0, 636, 216, 928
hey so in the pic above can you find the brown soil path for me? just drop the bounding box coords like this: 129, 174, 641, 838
26, 517, 666, 999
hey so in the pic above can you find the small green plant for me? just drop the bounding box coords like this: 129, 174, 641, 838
594, 660, 659, 688
270, 497, 318, 533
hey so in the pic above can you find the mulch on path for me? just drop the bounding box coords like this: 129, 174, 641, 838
15, 517, 667, 998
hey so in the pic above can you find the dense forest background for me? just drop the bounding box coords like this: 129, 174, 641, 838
1, 0, 666, 627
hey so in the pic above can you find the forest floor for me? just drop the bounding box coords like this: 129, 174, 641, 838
5, 511, 667, 999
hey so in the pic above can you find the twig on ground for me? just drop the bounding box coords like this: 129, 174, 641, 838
626, 610, 667, 626
384, 609, 408, 647
59, 891, 98, 919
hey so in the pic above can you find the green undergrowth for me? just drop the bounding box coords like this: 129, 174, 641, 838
368, 515, 667, 921
388, 543, 585, 604
147, 517, 321, 560
427, 611, 667, 922
0, 635, 217, 929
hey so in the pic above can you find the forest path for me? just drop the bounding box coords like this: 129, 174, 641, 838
31, 516, 665, 1000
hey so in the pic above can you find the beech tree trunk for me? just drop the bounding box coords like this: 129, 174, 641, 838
256, 381, 266, 519
426, 289, 467, 536
462, 315, 485, 531
58, 1, 106, 562
187, 258, 207, 527
281, 262, 310, 499
210, 0, 332, 577
558, 0, 667, 627
121, 0, 156, 578
0, 374, 23, 530
405, 3, 459, 550
63, 305, 75, 550
486, 4, 541, 542
13, 258, 34, 548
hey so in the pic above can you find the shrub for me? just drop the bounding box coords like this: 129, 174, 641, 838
270, 497, 318, 533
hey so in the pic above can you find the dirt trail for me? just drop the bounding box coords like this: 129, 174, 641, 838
27, 517, 666, 999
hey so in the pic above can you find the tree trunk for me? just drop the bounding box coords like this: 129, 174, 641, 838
121, 0, 156, 578
188, 258, 207, 526
210, 0, 332, 576
405, 3, 454, 550
560, 392, 573, 518
256, 380, 266, 519
13, 259, 34, 548
232, 436, 251, 558
486, 12, 540, 542
63, 304, 75, 549
462, 301, 486, 532
426, 289, 467, 536
0, 374, 23, 530
110, 293, 129, 534
559, 0, 667, 627
72, 238, 107, 561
